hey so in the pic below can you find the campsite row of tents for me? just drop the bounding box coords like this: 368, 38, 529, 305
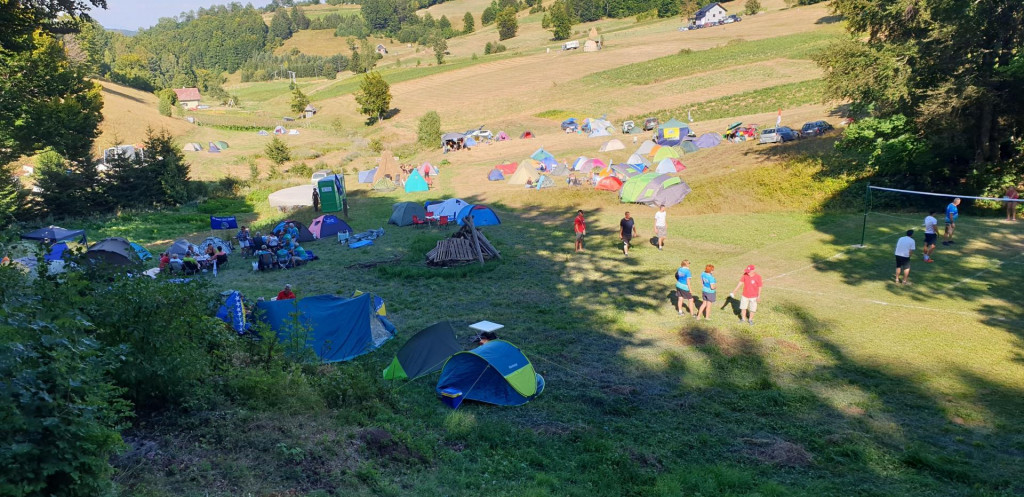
357, 159, 441, 194
441, 130, 537, 150
389, 199, 501, 227
257, 126, 301, 136
183, 141, 230, 153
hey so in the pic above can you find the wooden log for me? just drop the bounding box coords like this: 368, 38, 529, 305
466, 216, 485, 265
475, 229, 501, 259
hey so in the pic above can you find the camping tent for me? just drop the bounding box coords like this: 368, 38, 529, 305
578, 158, 606, 173
646, 144, 662, 158
680, 141, 700, 154
571, 157, 588, 170
507, 165, 540, 185
373, 177, 397, 192
495, 131, 510, 141
436, 340, 545, 406
183, 142, 202, 152
535, 175, 554, 189
272, 220, 315, 242
21, 225, 86, 243
610, 164, 641, 178
596, 176, 624, 191
167, 239, 198, 257
656, 119, 690, 146
550, 164, 570, 176
520, 131, 535, 139
208, 142, 220, 153
652, 146, 681, 162
496, 162, 518, 175
389, 201, 427, 226
531, 148, 554, 162
626, 153, 650, 166
588, 127, 611, 138
635, 140, 657, 155
45, 242, 68, 262
455, 205, 501, 226
274, 125, 286, 134
198, 236, 232, 254
310, 215, 353, 239
130, 242, 153, 261
288, 129, 300, 135
487, 169, 505, 181
464, 136, 478, 147
404, 169, 429, 193
600, 139, 625, 152
655, 158, 687, 174
86, 237, 141, 266
257, 130, 269, 136
619, 173, 661, 203
419, 163, 439, 176
427, 198, 469, 219
256, 294, 395, 363
383, 322, 462, 380
695, 133, 722, 149
372, 150, 401, 183
215, 141, 229, 149
358, 168, 378, 183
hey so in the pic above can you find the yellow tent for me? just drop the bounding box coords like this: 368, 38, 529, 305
373, 151, 401, 183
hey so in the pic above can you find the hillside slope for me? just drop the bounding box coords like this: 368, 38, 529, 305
95, 80, 194, 151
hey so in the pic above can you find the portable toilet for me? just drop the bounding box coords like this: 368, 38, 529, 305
317, 174, 347, 215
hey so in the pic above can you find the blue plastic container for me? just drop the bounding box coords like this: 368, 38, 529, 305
439, 387, 464, 409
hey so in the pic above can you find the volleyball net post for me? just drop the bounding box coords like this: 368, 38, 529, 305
860, 182, 871, 247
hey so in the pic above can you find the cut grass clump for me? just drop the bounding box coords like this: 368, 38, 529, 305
535, 109, 578, 121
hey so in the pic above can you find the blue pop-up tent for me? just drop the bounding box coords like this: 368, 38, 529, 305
436, 340, 545, 406
256, 294, 395, 363
487, 169, 504, 181
405, 169, 429, 193
455, 204, 501, 227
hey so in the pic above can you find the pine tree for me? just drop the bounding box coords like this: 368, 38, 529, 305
463, 12, 475, 34
270, 10, 293, 40
550, 2, 572, 40
495, 7, 518, 41
265, 137, 292, 165
290, 87, 311, 114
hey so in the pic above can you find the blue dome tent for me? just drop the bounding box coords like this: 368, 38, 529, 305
487, 169, 505, 181
256, 294, 395, 363
455, 204, 501, 226
436, 340, 544, 406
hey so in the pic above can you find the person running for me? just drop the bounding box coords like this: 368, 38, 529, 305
653, 205, 667, 251
675, 260, 697, 317
1005, 185, 1019, 221
619, 211, 638, 256
730, 265, 763, 325
922, 211, 938, 263
697, 264, 717, 320
943, 198, 960, 245
574, 210, 586, 252
894, 229, 916, 285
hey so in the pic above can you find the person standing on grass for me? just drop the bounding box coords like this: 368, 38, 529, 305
894, 229, 916, 286
620, 211, 638, 256
653, 205, 668, 251
943, 198, 960, 245
574, 210, 586, 252
922, 211, 938, 263
675, 260, 697, 317
1005, 185, 1019, 221
697, 264, 717, 320
730, 265, 763, 325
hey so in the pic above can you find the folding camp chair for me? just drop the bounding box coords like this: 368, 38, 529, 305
412, 215, 426, 226
257, 252, 274, 271
438, 216, 449, 228
168, 260, 183, 274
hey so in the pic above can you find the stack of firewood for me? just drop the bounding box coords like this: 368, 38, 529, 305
426, 217, 501, 266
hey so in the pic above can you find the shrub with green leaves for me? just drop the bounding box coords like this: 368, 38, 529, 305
417, 111, 442, 147
265, 137, 292, 165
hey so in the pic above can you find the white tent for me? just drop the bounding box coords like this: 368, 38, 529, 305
599, 139, 625, 152
635, 140, 657, 155
626, 153, 650, 166
288, 129, 300, 135
426, 198, 469, 219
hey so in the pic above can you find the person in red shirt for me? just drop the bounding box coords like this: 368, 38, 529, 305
277, 284, 296, 300
730, 265, 763, 325
158, 252, 170, 270
573, 210, 586, 252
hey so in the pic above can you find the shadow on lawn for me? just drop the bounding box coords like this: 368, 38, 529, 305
116, 185, 1024, 496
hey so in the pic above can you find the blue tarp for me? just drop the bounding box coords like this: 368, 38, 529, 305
436, 340, 545, 406
256, 294, 394, 363
44, 242, 68, 262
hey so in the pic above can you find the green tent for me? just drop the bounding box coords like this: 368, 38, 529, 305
651, 145, 681, 162
383, 322, 461, 380
680, 141, 699, 154
619, 173, 660, 203
373, 177, 397, 192
215, 141, 229, 149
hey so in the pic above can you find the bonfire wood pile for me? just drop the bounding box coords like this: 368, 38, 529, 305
426, 217, 501, 266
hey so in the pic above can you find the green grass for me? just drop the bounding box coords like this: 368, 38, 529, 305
629, 78, 826, 123
579, 28, 841, 87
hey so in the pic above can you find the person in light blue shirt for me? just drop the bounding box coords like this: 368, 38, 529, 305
675, 260, 696, 317
943, 198, 960, 246
697, 264, 717, 320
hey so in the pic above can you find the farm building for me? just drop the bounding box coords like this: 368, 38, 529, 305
303, 104, 317, 119
693, 3, 728, 25
173, 87, 201, 110
376, 44, 388, 55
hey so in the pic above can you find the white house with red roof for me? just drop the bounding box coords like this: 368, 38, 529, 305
173, 87, 201, 110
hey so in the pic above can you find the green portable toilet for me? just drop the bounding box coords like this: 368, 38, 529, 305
318, 174, 347, 216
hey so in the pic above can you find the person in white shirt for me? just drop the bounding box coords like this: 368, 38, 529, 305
894, 229, 916, 285
653, 205, 668, 251
922, 211, 938, 262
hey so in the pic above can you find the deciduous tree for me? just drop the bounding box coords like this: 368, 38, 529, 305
354, 71, 392, 124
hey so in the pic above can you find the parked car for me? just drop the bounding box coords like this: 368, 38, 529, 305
562, 40, 580, 50
311, 170, 332, 185
759, 127, 800, 144
727, 15, 742, 22
800, 120, 834, 137
643, 117, 659, 131
622, 120, 635, 133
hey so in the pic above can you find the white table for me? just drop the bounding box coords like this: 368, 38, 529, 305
469, 321, 504, 333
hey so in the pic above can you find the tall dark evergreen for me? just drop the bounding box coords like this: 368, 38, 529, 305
270, 9, 294, 40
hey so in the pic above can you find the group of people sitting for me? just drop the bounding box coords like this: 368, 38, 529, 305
236, 223, 312, 271
158, 244, 228, 275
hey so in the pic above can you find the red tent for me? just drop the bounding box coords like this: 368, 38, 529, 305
496, 162, 518, 175
595, 176, 623, 192
520, 131, 535, 139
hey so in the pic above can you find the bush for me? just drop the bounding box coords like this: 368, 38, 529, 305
744, 0, 761, 14
496, 7, 518, 40
417, 111, 442, 148
265, 137, 292, 165
836, 115, 934, 184
289, 162, 314, 178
